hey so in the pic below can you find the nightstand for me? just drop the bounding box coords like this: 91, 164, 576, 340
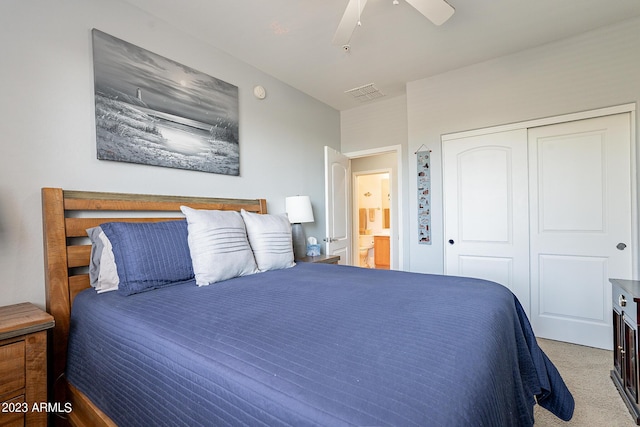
0, 302, 55, 427
297, 254, 340, 264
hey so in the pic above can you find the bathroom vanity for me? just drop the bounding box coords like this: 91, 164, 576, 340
374, 235, 390, 269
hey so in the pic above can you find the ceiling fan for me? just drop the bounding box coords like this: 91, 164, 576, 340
332, 0, 455, 47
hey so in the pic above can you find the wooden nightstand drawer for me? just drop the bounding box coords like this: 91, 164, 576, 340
0, 303, 54, 427
0, 340, 25, 397
297, 254, 340, 264
0, 395, 26, 426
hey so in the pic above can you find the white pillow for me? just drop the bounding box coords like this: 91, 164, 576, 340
241, 209, 295, 272
86, 226, 119, 293
96, 230, 119, 293
180, 206, 258, 286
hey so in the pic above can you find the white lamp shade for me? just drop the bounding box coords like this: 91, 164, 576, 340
285, 196, 314, 224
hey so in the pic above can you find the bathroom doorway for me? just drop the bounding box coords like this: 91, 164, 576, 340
326, 145, 401, 270
354, 171, 392, 269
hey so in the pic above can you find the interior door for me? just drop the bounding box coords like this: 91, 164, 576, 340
442, 129, 531, 313
528, 113, 633, 350
324, 146, 351, 265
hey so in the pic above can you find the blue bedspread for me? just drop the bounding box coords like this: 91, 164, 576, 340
66, 263, 574, 426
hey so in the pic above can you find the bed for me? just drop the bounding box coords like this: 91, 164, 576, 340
42, 187, 574, 426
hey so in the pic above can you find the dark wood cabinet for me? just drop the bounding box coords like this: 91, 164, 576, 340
614, 307, 623, 378
610, 279, 640, 424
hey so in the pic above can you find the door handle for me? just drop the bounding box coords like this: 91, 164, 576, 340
448, 239, 455, 245
617, 243, 627, 251
324, 237, 337, 243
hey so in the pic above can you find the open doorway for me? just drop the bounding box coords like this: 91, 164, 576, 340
349, 149, 400, 270
354, 171, 391, 269
325, 145, 402, 270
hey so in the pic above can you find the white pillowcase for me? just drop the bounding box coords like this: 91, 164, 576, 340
181, 206, 258, 286
241, 209, 295, 272
96, 231, 120, 293
86, 226, 119, 293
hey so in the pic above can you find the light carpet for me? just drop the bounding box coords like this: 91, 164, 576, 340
534, 338, 636, 426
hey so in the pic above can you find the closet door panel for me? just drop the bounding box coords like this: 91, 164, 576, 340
442, 129, 530, 313
529, 113, 633, 349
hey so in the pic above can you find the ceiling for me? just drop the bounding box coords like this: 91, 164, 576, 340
121, 0, 640, 111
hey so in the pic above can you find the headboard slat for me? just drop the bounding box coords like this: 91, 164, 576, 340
65, 217, 185, 237
64, 192, 265, 213
67, 245, 91, 268
69, 275, 90, 304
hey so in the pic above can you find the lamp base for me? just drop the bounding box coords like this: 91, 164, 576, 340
291, 223, 307, 260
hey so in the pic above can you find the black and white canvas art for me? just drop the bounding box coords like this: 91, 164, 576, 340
92, 29, 240, 175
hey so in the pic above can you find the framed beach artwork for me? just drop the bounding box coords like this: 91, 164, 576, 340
91, 29, 240, 175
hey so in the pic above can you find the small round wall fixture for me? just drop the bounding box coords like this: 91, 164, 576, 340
253, 85, 266, 100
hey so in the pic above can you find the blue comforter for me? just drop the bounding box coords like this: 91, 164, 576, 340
67, 263, 574, 426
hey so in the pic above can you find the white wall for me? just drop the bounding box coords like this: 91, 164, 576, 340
407, 17, 640, 274
0, 0, 339, 308
341, 95, 409, 268
341, 17, 640, 274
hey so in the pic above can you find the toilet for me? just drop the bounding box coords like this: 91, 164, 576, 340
358, 235, 375, 268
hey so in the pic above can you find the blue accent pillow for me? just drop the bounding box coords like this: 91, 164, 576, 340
100, 220, 194, 295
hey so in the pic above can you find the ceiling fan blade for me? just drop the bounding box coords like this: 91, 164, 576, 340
332, 0, 369, 46
405, 0, 454, 26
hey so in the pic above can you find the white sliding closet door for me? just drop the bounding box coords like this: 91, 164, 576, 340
528, 113, 633, 349
443, 110, 634, 349
442, 129, 531, 314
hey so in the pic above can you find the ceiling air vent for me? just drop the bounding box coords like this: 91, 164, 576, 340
344, 83, 385, 102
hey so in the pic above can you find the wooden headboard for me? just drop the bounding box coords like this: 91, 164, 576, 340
41, 187, 267, 419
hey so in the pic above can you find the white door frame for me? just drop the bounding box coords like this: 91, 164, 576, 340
442, 103, 638, 278
344, 145, 404, 270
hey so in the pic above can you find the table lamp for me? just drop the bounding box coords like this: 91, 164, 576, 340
285, 196, 314, 260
